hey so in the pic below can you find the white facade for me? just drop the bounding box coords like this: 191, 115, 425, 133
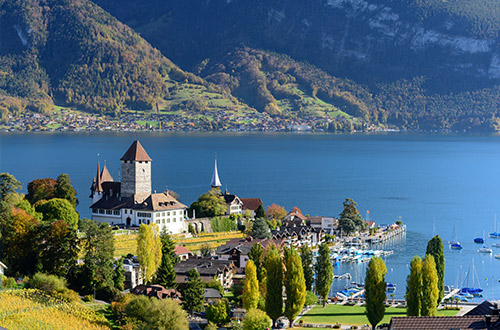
91, 207, 187, 234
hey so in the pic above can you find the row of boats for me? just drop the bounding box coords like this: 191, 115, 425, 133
449, 227, 500, 258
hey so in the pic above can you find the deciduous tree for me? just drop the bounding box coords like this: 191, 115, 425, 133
113, 256, 126, 291
406, 255, 423, 316
189, 189, 226, 218
338, 198, 364, 235
300, 245, 314, 291
243, 259, 260, 310
0, 173, 21, 202
315, 242, 333, 307
55, 173, 78, 207
264, 243, 283, 326
243, 308, 271, 330
266, 203, 286, 221
26, 178, 57, 204
206, 298, 229, 325
421, 254, 439, 316
365, 256, 387, 330
426, 235, 444, 306
137, 223, 162, 283
248, 242, 263, 278
35, 198, 79, 231
284, 247, 306, 327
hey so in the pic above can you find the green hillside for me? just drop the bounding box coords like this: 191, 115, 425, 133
0, 0, 250, 121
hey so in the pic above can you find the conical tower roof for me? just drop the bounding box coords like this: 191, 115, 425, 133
100, 164, 114, 182
211, 155, 222, 188
95, 163, 103, 192
120, 140, 152, 161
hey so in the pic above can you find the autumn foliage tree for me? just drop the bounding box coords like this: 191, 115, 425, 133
315, 242, 333, 307
406, 255, 423, 316
365, 256, 387, 330
264, 243, 283, 327
284, 247, 306, 327
242, 260, 260, 310
137, 223, 163, 283
421, 254, 439, 316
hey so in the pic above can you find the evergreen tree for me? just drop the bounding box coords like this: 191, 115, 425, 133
365, 256, 387, 330
421, 254, 439, 316
426, 235, 445, 306
249, 242, 263, 279
406, 255, 423, 316
243, 260, 260, 310
315, 242, 333, 307
188, 189, 226, 218
264, 244, 283, 327
0, 172, 21, 202
252, 217, 271, 239
338, 198, 364, 235
300, 245, 314, 291
284, 247, 306, 327
154, 231, 180, 288
113, 256, 126, 291
137, 223, 162, 283
181, 268, 205, 314
255, 204, 266, 219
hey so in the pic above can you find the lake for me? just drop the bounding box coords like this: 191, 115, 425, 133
1, 132, 500, 300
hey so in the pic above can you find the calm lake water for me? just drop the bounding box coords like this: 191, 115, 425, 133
1, 132, 500, 300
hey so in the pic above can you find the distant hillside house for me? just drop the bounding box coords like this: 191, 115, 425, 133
174, 257, 235, 288
216, 237, 283, 268
283, 211, 306, 226
307, 216, 338, 232
220, 190, 243, 215
90, 140, 187, 234
174, 246, 194, 261
240, 198, 263, 217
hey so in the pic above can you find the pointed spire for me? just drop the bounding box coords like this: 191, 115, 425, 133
211, 154, 222, 188
95, 162, 103, 192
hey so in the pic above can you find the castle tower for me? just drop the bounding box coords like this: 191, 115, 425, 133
120, 140, 152, 202
211, 154, 222, 188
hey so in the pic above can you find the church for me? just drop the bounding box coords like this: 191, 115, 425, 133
90, 140, 187, 234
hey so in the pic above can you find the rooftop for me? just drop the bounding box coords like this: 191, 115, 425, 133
120, 140, 152, 162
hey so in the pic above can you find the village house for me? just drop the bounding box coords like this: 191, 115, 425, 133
174, 246, 194, 261
271, 225, 322, 248
216, 237, 283, 268
240, 198, 263, 218
122, 257, 142, 289
174, 257, 235, 288
0, 261, 7, 276
89, 140, 187, 234
131, 285, 182, 303
306, 216, 338, 233
283, 211, 306, 226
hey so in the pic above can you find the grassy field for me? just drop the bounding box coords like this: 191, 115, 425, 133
299, 304, 459, 326
113, 231, 245, 257
0, 289, 111, 330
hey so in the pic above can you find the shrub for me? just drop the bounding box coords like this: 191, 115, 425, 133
305, 290, 318, 306
83, 294, 94, 302
2, 277, 17, 289
243, 308, 270, 330
28, 273, 67, 294
54, 287, 81, 302
206, 322, 218, 330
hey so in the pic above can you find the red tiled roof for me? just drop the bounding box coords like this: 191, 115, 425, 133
240, 198, 263, 211
174, 246, 193, 255
100, 165, 114, 182
120, 140, 152, 161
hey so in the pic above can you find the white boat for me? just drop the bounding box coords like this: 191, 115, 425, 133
478, 246, 492, 253
495, 254, 500, 259
492, 243, 500, 248
449, 225, 463, 250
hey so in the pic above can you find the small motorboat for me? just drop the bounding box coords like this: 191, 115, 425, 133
474, 237, 484, 244
493, 243, 500, 248
386, 283, 396, 292
495, 254, 500, 259
478, 246, 492, 253
450, 242, 463, 250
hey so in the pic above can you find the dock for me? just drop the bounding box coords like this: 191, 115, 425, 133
442, 288, 460, 302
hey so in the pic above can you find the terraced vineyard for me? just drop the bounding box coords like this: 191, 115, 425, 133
0, 289, 111, 330
114, 231, 245, 257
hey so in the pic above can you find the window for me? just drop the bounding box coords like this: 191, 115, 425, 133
139, 219, 142, 224
173, 211, 176, 215
173, 218, 176, 222
162, 212, 165, 216
167, 219, 170, 223
167, 212, 170, 216
106, 210, 112, 215
147, 220, 150, 224
98, 209, 104, 214
113, 210, 120, 215
92, 209, 97, 213
124, 210, 127, 214
162, 219, 165, 224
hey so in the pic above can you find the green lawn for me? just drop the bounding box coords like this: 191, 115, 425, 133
299, 304, 459, 326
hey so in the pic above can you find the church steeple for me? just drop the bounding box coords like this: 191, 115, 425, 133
211, 154, 222, 188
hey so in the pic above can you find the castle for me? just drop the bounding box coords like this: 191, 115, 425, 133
90, 140, 187, 234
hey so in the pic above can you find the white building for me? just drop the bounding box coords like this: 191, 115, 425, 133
90, 140, 187, 234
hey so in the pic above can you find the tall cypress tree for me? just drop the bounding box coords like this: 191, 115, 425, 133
421, 254, 439, 316
426, 235, 444, 306
242, 260, 260, 310
255, 204, 267, 219
365, 256, 387, 330
315, 242, 333, 307
264, 243, 283, 327
248, 242, 263, 279
182, 268, 205, 315
406, 255, 423, 316
284, 247, 306, 327
300, 245, 314, 292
